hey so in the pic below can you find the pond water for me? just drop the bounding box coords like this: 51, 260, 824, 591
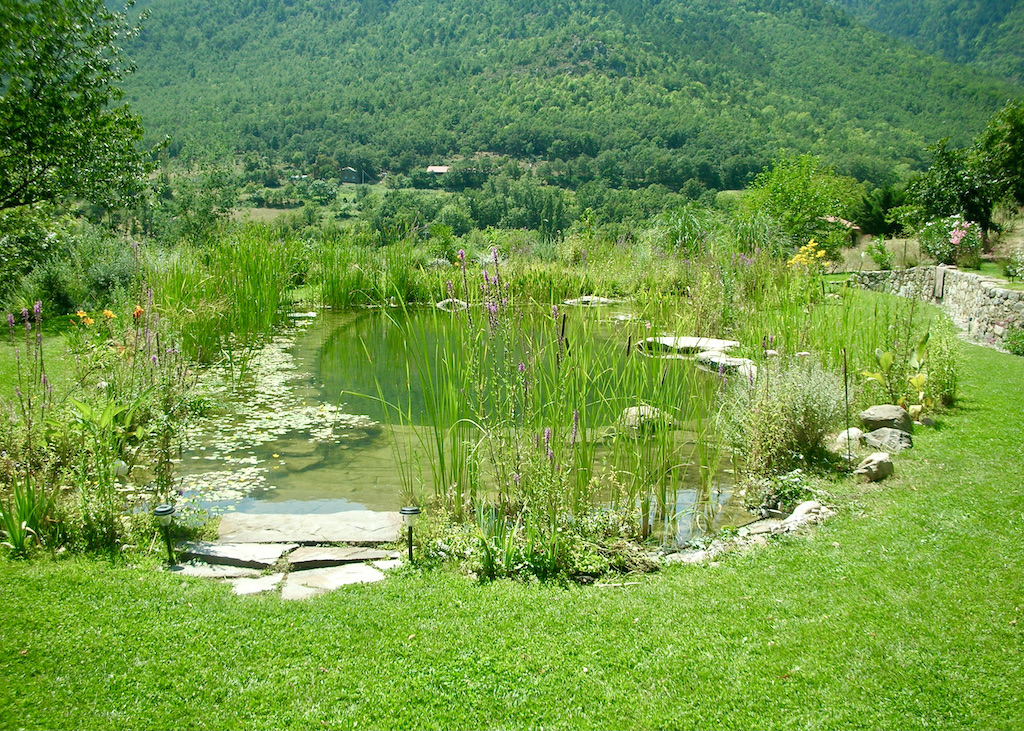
177, 308, 753, 544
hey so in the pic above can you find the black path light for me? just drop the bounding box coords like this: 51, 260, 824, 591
153, 504, 177, 565
400, 506, 421, 563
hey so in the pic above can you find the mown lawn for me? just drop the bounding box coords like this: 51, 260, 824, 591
1, 339, 1022, 729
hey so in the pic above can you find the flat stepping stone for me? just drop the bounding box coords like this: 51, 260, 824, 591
171, 563, 263, 579
639, 336, 740, 355
229, 573, 285, 596
280, 564, 387, 600
179, 541, 298, 569
218, 510, 402, 544
563, 296, 618, 306
287, 546, 397, 570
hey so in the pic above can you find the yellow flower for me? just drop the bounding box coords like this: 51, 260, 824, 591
82, 316, 94, 326
103, 309, 116, 319
76, 310, 88, 318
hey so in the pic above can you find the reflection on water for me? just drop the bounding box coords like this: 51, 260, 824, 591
178, 308, 751, 542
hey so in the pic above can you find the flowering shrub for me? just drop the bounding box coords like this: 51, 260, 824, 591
1004, 245, 1024, 280
917, 215, 981, 265
787, 239, 827, 273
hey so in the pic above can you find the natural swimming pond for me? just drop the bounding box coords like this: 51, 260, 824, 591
177, 306, 753, 544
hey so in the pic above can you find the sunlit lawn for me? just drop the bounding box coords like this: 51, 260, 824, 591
1, 333, 1022, 728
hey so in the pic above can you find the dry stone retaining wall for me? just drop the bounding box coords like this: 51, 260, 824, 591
851, 266, 1024, 346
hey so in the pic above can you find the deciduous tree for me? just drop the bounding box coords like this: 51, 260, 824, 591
0, 0, 146, 212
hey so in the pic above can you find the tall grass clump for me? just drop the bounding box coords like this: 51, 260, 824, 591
145, 223, 302, 361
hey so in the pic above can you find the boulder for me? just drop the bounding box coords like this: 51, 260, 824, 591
435, 298, 469, 312
863, 427, 913, 454
616, 405, 675, 437
853, 452, 893, 482
695, 351, 758, 382
833, 427, 863, 453
781, 501, 825, 530
860, 405, 913, 434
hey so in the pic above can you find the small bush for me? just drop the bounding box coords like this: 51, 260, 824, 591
1004, 327, 1024, 357
723, 360, 845, 476
927, 318, 961, 406
866, 237, 894, 270
744, 468, 814, 515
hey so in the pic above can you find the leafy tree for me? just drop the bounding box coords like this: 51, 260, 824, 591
905, 139, 998, 237
977, 100, 1024, 208
854, 185, 906, 237
0, 0, 146, 212
740, 154, 859, 249
307, 179, 338, 205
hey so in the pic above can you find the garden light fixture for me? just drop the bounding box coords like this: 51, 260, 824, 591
153, 504, 176, 565
400, 506, 421, 563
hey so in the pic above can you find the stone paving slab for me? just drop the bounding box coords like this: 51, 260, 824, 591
218, 510, 402, 544
287, 546, 397, 570
179, 541, 298, 569
640, 336, 740, 354
280, 564, 387, 600
229, 573, 285, 596
170, 562, 263, 579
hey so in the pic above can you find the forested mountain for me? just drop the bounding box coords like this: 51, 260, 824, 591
123, 0, 1022, 191
826, 0, 1024, 84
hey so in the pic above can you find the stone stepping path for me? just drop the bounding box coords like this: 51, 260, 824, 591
280, 563, 388, 600
174, 510, 408, 600
287, 545, 397, 570
218, 510, 402, 544
180, 541, 299, 569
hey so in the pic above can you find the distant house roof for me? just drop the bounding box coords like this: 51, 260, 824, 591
341, 166, 357, 173
426, 165, 449, 174
824, 215, 861, 231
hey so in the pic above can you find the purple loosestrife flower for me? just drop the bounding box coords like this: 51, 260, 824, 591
483, 270, 490, 286
512, 473, 520, 485
517, 361, 526, 373
492, 247, 499, 266
33, 301, 42, 322
571, 410, 580, 446
446, 280, 455, 299
544, 427, 552, 448
551, 305, 558, 320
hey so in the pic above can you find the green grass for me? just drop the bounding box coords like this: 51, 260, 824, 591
1, 337, 1022, 728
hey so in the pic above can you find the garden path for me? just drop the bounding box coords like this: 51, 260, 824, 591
171, 509, 405, 599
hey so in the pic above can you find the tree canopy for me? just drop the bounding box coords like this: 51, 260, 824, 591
0, 0, 147, 212
121, 0, 1021, 189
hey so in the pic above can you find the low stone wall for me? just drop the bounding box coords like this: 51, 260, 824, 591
850, 266, 1024, 346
